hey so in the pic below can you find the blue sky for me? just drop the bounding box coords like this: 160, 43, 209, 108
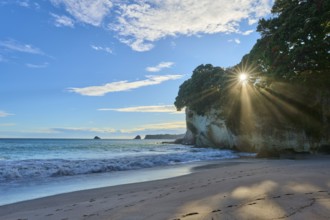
0, 0, 274, 138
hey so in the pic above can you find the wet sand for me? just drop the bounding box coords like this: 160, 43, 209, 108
1, 157, 330, 220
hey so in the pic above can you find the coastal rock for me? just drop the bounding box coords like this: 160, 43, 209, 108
93, 136, 101, 140
145, 134, 184, 140
181, 83, 330, 154
134, 135, 142, 140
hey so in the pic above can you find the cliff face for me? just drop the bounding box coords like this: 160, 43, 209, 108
182, 83, 330, 154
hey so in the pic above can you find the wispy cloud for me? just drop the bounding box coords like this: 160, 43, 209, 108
91, 45, 113, 54
51, 127, 117, 133
26, 62, 49, 68
68, 74, 184, 96
49, 0, 273, 52
51, 13, 75, 27
51, 0, 113, 26
98, 105, 183, 114
0, 39, 44, 55
229, 38, 241, 44
0, 111, 14, 117
14, 0, 40, 9
110, 0, 273, 51
241, 30, 254, 35
146, 62, 174, 72
120, 121, 186, 133
17, 0, 29, 8
49, 121, 185, 134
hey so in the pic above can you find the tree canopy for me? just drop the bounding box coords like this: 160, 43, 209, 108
245, 0, 330, 85
174, 64, 227, 115
175, 0, 330, 113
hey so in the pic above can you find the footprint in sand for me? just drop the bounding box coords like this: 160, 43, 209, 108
285, 193, 294, 196
83, 213, 98, 218
182, 212, 199, 218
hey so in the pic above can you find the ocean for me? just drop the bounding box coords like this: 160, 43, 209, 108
0, 138, 243, 205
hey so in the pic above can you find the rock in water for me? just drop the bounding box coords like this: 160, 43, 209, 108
134, 135, 141, 140
93, 136, 101, 140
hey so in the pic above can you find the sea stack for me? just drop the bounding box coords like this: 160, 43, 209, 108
93, 136, 101, 140
134, 135, 141, 140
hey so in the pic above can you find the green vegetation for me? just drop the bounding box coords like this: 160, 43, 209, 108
175, 0, 330, 141
244, 0, 329, 85
174, 64, 227, 115
175, 0, 330, 112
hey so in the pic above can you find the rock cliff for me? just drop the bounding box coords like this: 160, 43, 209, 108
177, 1, 330, 155
181, 81, 330, 154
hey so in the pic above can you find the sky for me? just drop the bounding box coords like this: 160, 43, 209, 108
0, 0, 274, 139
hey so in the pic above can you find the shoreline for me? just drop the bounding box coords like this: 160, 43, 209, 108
0, 160, 216, 206
1, 157, 330, 219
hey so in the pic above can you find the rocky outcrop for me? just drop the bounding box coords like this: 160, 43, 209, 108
93, 136, 101, 140
145, 134, 184, 139
134, 135, 142, 140
181, 82, 330, 154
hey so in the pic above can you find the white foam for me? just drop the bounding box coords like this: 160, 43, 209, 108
0, 147, 237, 183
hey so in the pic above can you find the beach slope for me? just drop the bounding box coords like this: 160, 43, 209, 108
1, 158, 330, 220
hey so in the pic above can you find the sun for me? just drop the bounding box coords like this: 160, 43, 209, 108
239, 73, 248, 82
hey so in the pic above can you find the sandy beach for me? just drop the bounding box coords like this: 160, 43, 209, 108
1, 157, 330, 220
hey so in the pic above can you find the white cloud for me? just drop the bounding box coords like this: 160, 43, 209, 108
51, 0, 113, 26
110, 0, 273, 51
0, 111, 14, 117
68, 74, 184, 96
0, 39, 44, 55
49, 121, 185, 135
228, 38, 241, 44
91, 45, 113, 54
26, 62, 49, 68
119, 38, 154, 52
120, 121, 186, 133
49, 0, 272, 51
248, 18, 259, 25
146, 62, 174, 72
17, 0, 29, 8
241, 30, 254, 35
52, 127, 117, 133
51, 13, 75, 27
98, 105, 183, 114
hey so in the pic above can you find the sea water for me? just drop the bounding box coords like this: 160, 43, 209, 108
0, 138, 240, 205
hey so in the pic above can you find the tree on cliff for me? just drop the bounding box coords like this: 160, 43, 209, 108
174, 0, 330, 147
244, 0, 330, 86
174, 64, 227, 115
